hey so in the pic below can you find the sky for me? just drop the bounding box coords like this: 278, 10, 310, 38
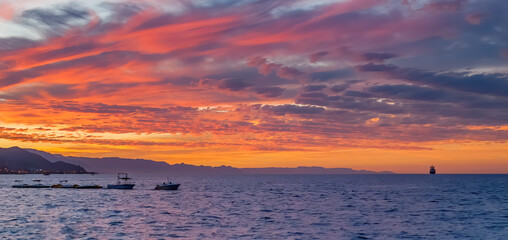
0, 0, 506, 173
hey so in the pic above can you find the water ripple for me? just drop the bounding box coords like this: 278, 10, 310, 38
0, 174, 506, 239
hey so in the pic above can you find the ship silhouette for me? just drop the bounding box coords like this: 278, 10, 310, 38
429, 165, 436, 174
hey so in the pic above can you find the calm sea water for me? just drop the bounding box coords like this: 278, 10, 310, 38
0, 174, 506, 239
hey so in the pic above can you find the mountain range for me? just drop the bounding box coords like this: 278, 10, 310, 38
0, 147, 87, 174
0, 147, 393, 175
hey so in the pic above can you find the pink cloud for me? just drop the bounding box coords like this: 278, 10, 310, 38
0, 2, 14, 20
465, 13, 488, 25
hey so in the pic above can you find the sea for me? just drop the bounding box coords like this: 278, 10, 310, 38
0, 174, 506, 239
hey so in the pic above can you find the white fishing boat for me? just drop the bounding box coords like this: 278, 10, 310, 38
154, 181, 180, 190
107, 173, 135, 189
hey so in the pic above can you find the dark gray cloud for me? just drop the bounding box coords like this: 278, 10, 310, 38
0, 70, 41, 88
356, 63, 398, 72
18, 5, 90, 34
358, 63, 508, 97
217, 78, 253, 91
44, 84, 77, 98
259, 104, 325, 116
251, 87, 284, 98
199, 77, 285, 98
133, 13, 176, 31
0, 37, 38, 51
329, 84, 349, 93
206, 68, 293, 86
361, 52, 397, 62
423, 0, 465, 12
309, 68, 354, 82
344, 91, 372, 98
328, 80, 362, 93
84, 81, 141, 95
247, 56, 304, 80
295, 86, 508, 125
368, 84, 450, 101
309, 51, 329, 63
302, 84, 327, 92
196, 76, 285, 98
397, 69, 508, 97
367, 84, 508, 109
100, 2, 144, 23
299, 92, 329, 99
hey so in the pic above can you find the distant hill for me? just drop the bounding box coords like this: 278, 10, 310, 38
24, 149, 239, 175
0, 147, 87, 173
25, 149, 243, 175
25, 148, 394, 175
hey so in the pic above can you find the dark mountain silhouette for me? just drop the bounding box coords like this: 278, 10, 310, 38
25, 148, 394, 175
25, 149, 241, 175
0, 147, 87, 173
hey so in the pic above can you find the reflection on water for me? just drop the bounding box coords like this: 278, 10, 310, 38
0, 174, 506, 239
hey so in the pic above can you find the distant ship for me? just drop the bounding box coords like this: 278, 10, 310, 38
429, 165, 436, 174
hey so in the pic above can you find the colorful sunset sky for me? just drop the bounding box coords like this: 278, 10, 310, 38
0, 0, 506, 173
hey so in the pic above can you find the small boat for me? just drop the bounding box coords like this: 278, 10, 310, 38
154, 181, 180, 190
107, 173, 135, 189
75, 184, 103, 189
43, 172, 50, 176
429, 165, 436, 174
12, 180, 50, 188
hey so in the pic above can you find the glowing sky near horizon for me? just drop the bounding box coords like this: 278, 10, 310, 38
0, 0, 507, 173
